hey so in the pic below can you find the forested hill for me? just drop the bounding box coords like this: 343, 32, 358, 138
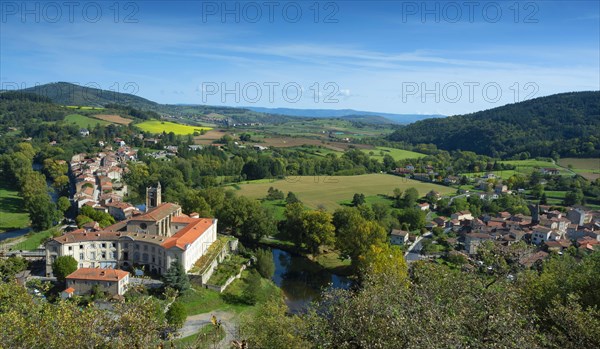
388, 91, 600, 158
20, 82, 159, 109
15, 82, 297, 124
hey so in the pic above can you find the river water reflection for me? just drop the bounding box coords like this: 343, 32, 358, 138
270, 248, 351, 313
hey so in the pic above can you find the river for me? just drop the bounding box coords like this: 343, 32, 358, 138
269, 248, 351, 313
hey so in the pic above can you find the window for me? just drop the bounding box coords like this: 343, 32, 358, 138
90, 243, 95, 248
144, 245, 148, 251
112, 252, 117, 259
79, 253, 84, 259
102, 253, 106, 259
112, 243, 116, 248
124, 243, 129, 249
140, 223, 147, 229
90, 252, 96, 259
101, 243, 106, 248
151, 246, 155, 252
68, 246, 73, 251
80, 245, 84, 249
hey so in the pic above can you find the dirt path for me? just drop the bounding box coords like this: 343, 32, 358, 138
179, 310, 237, 348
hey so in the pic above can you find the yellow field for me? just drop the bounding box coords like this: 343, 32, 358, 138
232, 174, 455, 210
135, 120, 212, 135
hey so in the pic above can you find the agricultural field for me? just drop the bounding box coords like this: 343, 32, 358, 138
558, 158, 600, 181
462, 170, 520, 180
231, 174, 455, 211
135, 120, 212, 135
64, 113, 111, 128
362, 146, 426, 161
193, 129, 230, 145
0, 183, 30, 233
65, 105, 104, 110
93, 114, 133, 125
499, 159, 567, 175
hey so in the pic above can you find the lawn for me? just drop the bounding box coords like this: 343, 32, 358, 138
136, 120, 212, 135
64, 113, 111, 128
231, 174, 454, 211
179, 270, 281, 316
362, 146, 426, 161
260, 199, 287, 220
11, 228, 57, 251
0, 182, 29, 233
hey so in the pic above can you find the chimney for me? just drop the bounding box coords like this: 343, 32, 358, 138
190, 212, 199, 219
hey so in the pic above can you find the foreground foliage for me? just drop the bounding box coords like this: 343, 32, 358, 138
0, 282, 168, 349
240, 252, 600, 349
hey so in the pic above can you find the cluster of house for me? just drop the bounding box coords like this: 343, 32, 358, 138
391, 204, 600, 262
71, 145, 138, 220
51, 184, 221, 299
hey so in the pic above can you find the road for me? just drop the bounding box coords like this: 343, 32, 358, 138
179, 310, 237, 348
405, 235, 426, 263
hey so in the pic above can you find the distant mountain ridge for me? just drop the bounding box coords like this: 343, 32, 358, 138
15, 83, 443, 125
16, 82, 297, 124
244, 106, 445, 124
388, 91, 600, 158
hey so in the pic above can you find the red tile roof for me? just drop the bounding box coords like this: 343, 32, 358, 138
162, 219, 214, 250
66, 268, 129, 282
131, 203, 180, 222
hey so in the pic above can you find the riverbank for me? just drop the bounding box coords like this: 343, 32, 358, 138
259, 236, 353, 276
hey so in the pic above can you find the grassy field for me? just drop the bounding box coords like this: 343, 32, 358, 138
362, 146, 426, 161
558, 158, 600, 180
179, 271, 281, 316
231, 174, 455, 210
462, 170, 520, 180
0, 183, 29, 233
499, 159, 568, 175
136, 120, 212, 135
64, 114, 111, 128
15, 228, 56, 250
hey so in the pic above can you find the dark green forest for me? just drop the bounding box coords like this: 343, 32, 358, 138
388, 91, 600, 158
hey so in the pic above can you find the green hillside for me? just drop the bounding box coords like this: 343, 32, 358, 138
388, 91, 600, 158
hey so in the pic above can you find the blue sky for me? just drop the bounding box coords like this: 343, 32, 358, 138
1, 0, 599, 114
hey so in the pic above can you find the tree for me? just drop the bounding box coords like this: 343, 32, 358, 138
564, 189, 584, 206
240, 298, 309, 349
358, 244, 408, 282
255, 248, 275, 279
334, 208, 387, 268
166, 301, 187, 330
402, 187, 419, 208
0, 256, 28, 281
286, 191, 300, 204
266, 187, 284, 200
301, 210, 335, 255
27, 194, 56, 231
52, 256, 77, 283
163, 260, 190, 292
395, 208, 426, 230
281, 202, 305, 247
57, 196, 71, 214
352, 193, 366, 206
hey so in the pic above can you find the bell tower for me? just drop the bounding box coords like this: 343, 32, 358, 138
146, 182, 162, 212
